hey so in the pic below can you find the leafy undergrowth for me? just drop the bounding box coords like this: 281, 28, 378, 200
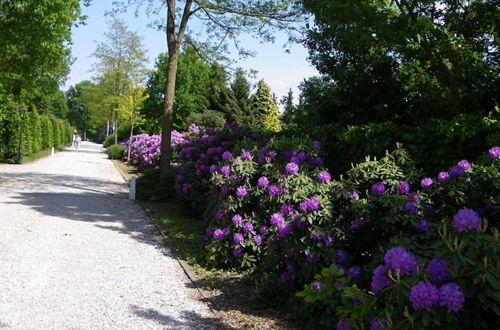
141, 200, 298, 330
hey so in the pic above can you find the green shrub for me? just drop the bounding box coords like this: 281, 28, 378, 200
186, 110, 226, 129
106, 144, 125, 159
0, 93, 20, 163
51, 116, 61, 147
102, 135, 115, 148
29, 109, 42, 153
137, 168, 178, 202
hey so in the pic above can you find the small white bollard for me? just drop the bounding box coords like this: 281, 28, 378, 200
129, 177, 136, 200
51, 147, 54, 156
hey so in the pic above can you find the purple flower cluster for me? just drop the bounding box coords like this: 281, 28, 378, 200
127, 134, 162, 168
425, 258, 452, 284
452, 208, 482, 232
371, 182, 385, 195
397, 181, 410, 194
284, 162, 299, 175
268, 185, 284, 196
489, 146, 500, 159
316, 171, 331, 183
415, 219, 429, 233
384, 246, 419, 276
420, 177, 433, 189
235, 186, 248, 199
257, 176, 269, 188
299, 197, 321, 212
410, 281, 464, 313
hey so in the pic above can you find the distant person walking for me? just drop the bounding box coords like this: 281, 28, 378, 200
75, 135, 82, 149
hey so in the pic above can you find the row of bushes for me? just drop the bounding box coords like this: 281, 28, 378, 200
0, 94, 72, 163
130, 123, 498, 328
289, 113, 499, 175
168, 123, 499, 329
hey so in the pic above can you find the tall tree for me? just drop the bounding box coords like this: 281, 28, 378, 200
207, 63, 240, 121
251, 80, 281, 132
231, 68, 255, 126
66, 81, 96, 140
301, 0, 499, 127
141, 45, 211, 133
280, 88, 295, 125
91, 17, 148, 143
114, 0, 304, 177
0, 0, 87, 97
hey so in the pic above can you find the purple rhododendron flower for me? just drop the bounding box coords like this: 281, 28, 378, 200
270, 213, 285, 227
336, 320, 353, 330
350, 219, 364, 229
258, 226, 269, 235
187, 123, 200, 134
209, 165, 218, 174
371, 265, 391, 293
298, 200, 309, 212
403, 202, 417, 213
215, 210, 224, 220
426, 258, 452, 284
257, 176, 269, 188
220, 185, 230, 195
285, 162, 299, 174
312, 140, 321, 150
278, 223, 293, 237
253, 235, 262, 246
452, 208, 482, 232
235, 186, 248, 198
409, 281, 439, 311
310, 232, 322, 241
408, 192, 420, 204
489, 146, 500, 159
281, 203, 294, 215
268, 185, 284, 196
313, 281, 323, 291
438, 282, 465, 312
241, 150, 252, 160
371, 182, 386, 195
219, 165, 231, 176
438, 171, 450, 182
213, 229, 224, 240
232, 247, 244, 257
243, 222, 254, 233
421, 177, 434, 189
317, 171, 331, 183
457, 159, 471, 170
384, 246, 419, 276
415, 219, 430, 233
311, 156, 324, 166
233, 233, 244, 244
346, 266, 362, 278
222, 151, 233, 160
397, 181, 410, 194
347, 191, 359, 200
232, 214, 242, 225
449, 165, 465, 177
336, 249, 348, 264
323, 235, 334, 247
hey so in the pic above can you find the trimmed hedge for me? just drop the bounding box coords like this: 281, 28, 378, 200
0, 99, 72, 163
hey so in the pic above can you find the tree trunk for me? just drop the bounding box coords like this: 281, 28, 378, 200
128, 121, 134, 162
159, 50, 179, 178
106, 120, 110, 136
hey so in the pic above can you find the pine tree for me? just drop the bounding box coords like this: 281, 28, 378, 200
251, 80, 281, 132
280, 88, 295, 125
207, 63, 240, 122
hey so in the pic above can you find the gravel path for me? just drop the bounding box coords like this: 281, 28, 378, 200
0, 143, 218, 329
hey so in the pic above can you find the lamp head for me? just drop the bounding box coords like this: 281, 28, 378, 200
19, 106, 27, 118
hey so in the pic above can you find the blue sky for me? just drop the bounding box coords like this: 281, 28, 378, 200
64, 1, 318, 105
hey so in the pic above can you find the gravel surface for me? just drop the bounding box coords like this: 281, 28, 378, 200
0, 143, 218, 329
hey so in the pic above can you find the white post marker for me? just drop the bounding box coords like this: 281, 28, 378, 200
129, 177, 136, 200
51, 147, 54, 156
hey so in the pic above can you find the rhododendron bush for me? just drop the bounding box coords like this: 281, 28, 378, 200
143, 121, 499, 328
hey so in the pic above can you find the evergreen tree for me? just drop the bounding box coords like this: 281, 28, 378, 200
207, 63, 240, 122
230, 69, 254, 126
251, 80, 281, 132
280, 88, 295, 125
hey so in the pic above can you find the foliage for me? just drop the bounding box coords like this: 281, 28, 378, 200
102, 135, 115, 149
137, 168, 178, 202
186, 110, 226, 129
106, 144, 126, 159
251, 80, 282, 132
0, 0, 86, 96
299, 0, 499, 128
65, 80, 96, 139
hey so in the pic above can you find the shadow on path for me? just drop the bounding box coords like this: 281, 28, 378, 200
130, 305, 235, 329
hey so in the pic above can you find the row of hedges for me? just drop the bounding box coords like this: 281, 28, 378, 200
287, 113, 500, 176
0, 95, 72, 163
132, 124, 499, 328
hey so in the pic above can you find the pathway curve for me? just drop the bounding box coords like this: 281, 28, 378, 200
0, 142, 217, 329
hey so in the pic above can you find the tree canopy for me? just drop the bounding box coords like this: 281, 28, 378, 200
299, 0, 499, 127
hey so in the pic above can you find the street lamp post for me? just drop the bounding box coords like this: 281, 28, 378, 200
17, 106, 27, 164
